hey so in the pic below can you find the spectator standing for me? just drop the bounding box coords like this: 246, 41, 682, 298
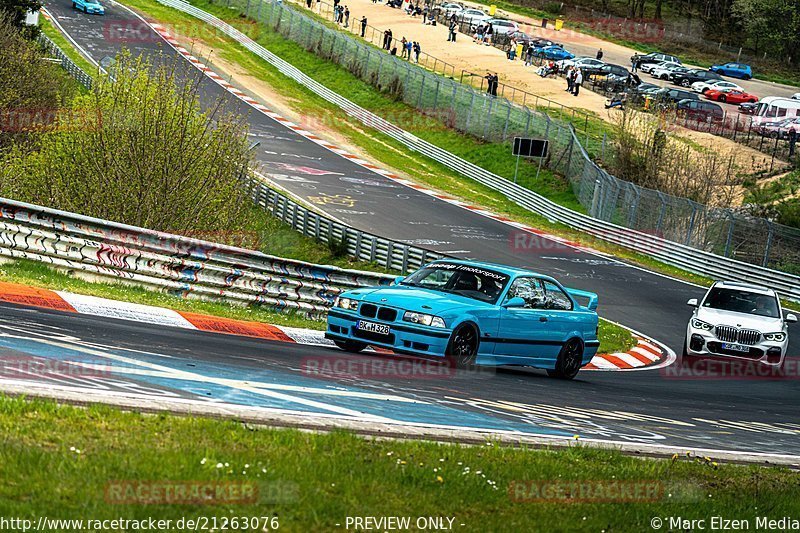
306, 0, 311, 8
789, 128, 798, 158
596, 48, 603, 60
400, 37, 408, 58
573, 68, 583, 96
413, 41, 421, 63
507, 39, 517, 60
405, 39, 413, 60
360, 16, 367, 37
565, 66, 574, 92
344, 6, 350, 27
524, 44, 534, 66
484, 23, 493, 45
383, 30, 390, 50
473, 23, 485, 43
631, 53, 640, 73
448, 20, 457, 42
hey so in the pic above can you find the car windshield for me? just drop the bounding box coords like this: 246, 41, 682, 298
400, 263, 510, 303
702, 288, 780, 318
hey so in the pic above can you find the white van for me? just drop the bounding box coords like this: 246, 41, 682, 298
750, 96, 800, 125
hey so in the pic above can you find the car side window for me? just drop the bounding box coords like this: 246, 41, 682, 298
504, 277, 545, 309
541, 280, 574, 310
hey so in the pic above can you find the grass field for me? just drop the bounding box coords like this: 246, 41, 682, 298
1, 395, 799, 531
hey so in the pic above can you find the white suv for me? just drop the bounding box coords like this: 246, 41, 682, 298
685, 282, 796, 367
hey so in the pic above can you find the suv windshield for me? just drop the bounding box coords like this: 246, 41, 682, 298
401, 263, 510, 303
702, 288, 780, 318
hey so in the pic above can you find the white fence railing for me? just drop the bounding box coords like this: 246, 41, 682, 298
158, 0, 800, 303
0, 196, 396, 316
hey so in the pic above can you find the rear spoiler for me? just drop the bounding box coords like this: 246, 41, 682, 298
566, 288, 598, 311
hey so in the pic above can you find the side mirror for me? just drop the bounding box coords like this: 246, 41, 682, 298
392, 276, 405, 286
503, 297, 526, 308
686, 298, 698, 307
786, 313, 798, 324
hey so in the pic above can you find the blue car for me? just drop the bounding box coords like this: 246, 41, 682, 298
534, 45, 575, 61
710, 63, 752, 80
325, 260, 599, 379
72, 0, 105, 15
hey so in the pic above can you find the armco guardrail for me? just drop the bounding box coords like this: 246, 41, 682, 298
159, 0, 800, 303
247, 178, 443, 273
37, 33, 93, 90
0, 196, 397, 315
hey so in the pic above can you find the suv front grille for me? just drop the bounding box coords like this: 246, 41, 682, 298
714, 325, 761, 345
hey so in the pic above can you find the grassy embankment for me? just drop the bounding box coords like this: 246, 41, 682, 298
2, 395, 799, 530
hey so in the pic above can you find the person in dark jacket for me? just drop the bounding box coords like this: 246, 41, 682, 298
360, 16, 367, 37
596, 48, 603, 60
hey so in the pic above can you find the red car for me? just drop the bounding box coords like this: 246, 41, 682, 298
704, 88, 758, 104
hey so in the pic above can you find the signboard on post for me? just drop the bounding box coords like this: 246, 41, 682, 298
513, 138, 548, 158
511, 137, 549, 184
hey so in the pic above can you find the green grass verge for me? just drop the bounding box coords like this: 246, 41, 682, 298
2, 395, 800, 529
38, 17, 98, 81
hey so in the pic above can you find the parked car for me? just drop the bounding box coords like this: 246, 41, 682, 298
326, 260, 600, 379
534, 45, 574, 61
704, 88, 759, 104
439, 2, 464, 17
506, 31, 534, 47
555, 56, 604, 72
692, 80, 744, 94
750, 96, 800, 125
738, 102, 758, 114
710, 62, 753, 80
485, 18, 519, 35
676, 99, 724, 122
639, 60, 668, 74
652, 87, 700, 104
684, 281, 795, 367
635, 52, 681, 67
793, 93, 800, 100
755, 117, 800, 139
73, 0, 105, 14
459, 8, 490, 27
591, 63, 629, 79
672, 69, 722, 87
648, 61, 682, 78
529, 38, 560, 48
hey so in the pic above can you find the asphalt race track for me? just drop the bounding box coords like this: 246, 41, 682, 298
18, 0, 800, 459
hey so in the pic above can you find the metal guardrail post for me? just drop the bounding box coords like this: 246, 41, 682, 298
762, 221, 774, 268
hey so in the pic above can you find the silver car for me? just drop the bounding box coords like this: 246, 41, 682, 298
685, 281, 796, 367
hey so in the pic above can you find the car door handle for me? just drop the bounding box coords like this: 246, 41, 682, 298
539, 316, 548, 322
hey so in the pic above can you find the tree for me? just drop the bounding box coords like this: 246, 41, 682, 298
0, 52, 255, 232
0, 15, 75, 150
731, 0, 800, 60
0, 0, 42, 29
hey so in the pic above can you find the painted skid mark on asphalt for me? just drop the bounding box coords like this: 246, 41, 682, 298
0, 323, 567, 435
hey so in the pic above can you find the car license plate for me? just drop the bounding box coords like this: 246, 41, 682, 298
722, 343, 750, 353
356, 320, 390, 336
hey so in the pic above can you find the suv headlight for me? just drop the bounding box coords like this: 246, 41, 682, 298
764, 332, 787, 342
403, 311, 446, 328
334, 296, 359, 311
691, 318, 714, 331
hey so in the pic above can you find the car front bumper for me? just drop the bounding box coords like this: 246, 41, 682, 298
685, 327, 787, 365
326, 309, 451, 357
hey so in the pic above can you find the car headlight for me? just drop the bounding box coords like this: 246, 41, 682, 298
403, 311, 446, 328
691, 318, 714, 331
334, 296, 359, 311
764, 332, 787, 342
